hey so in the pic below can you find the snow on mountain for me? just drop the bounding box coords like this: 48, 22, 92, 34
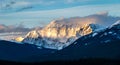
25, 30, 40, 38
110, 20, 120, 29
41, 20, 101, 39
112, 20, 120, 25
23, 19, 102, 50
15, 37, 24, 42
73, 20, 120, 46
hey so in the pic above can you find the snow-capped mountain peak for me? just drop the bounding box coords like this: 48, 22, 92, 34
22, 20, 102, 50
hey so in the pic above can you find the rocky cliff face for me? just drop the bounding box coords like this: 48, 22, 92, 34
23, 19, 101, 50
37, 20, 100, 42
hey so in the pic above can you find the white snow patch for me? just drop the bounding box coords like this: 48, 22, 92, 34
85, 43, 88, 46
74, 42, 77, 44
37, 47, 42, 49
111, 20, 120, 26
92, 33, 98, 37
104, 40, 110, 43
113, 33, 117, 35
108, 31, 112, 34
110, 20, 120, 28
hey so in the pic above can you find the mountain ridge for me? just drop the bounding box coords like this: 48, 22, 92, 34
23, 23, 101, 50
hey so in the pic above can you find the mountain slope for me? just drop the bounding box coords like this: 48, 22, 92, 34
73, 20, 120, 45
0, 40, 56, 62
53, 20, 120, 60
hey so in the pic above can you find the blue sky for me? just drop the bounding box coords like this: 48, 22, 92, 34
0, 0, 120, 28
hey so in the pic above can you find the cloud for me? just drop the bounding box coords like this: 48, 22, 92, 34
0, 23, 31, 33
11, 1, 31, 8
0, 11, 119, 33
0, 0, 58, 12
0, 4, 120, 27
66, 0, 75, 3
0, 1, 30, 8
35, 0, 56, 5
52, 11, 120, 27
96, 11, 108, 16
0, 0, 120, 13
66, 0, 93, 3
0, 0, 32, 12
16, 6, 33, 12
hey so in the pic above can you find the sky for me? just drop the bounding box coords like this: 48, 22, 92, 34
0, 0, 120, 28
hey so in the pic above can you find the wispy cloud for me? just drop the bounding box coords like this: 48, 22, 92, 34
0, 0, 56, 8
11, 1, 31, 8
65, 0, 94, 3
0, 0, 33, 12
33, 0, 56, 5
53, 11, 120, 27
0, 4, 120, 27
0, 23, 31, 33
0, 0, 120, 12
0, 0, 57, 12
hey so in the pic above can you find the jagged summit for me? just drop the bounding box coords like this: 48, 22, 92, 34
39, 22, 100, 40
25, 30, 40, 38
41, 18, 101, 39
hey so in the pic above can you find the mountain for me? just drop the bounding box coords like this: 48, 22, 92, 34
23, 21, 120, 62
15, 37, 24, 42
22, 21, 101, 50
22, 13, 120, 50
110, 20, 120, 28
52, 20, 120, 60
73, 20, 120, 45
0, 21, 120, 64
